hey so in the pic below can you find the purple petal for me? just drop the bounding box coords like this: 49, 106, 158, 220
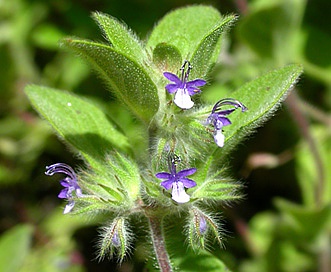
186, 79, 206, 87
217, 117, 232, 126
58, 188, 68, 199
165, 83, 179, 93
180, 178, 197, 188
160, 179, 174, 190
186, 86, 201, 96
60, 180, 70, 187
177, 168, 197, 178
155, 172, 171, 179
163, 72, 182, 84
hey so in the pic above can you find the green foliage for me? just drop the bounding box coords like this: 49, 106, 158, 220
60, 39, 159, 123
153, 43, 183, 72
295, 125, 331, 206
25, 85, 130, 170
237, 0, 305, 63
0, 224, 33, 272
75, 152, 142, 213
219, 64, 303, 158
147, 6, 236, 77
172, 250, 229, 272
3, 0, 331, 271
23, 5, 304, 271
191, 158, 239, 200
92, 12, 146, 64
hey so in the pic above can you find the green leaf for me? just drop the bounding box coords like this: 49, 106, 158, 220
81, 181, 124, 203
274, 198, 331, 241
190, 15, 236, 78
192, 179, 240, 200
172, 250, 230, 272
237, 0, 305, 63
0, 224, 33, 272
79, 151, 141, 208
153, 43, 182, 72
25, 85, 129, 169
92, 12, 145, 64
61, 39, 159, 122
218, 64, 303, 160
73, 197, 116, 215
147, 6, 224, 62
106, 151, 141, 201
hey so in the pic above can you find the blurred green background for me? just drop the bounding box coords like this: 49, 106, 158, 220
1, 0, 330, 271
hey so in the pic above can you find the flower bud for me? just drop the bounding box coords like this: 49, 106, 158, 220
98, 217, 132, 262
187, 208, 222, 251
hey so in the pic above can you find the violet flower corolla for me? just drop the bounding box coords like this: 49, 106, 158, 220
45, 163, 83, 214
155, 155, 197, 203
163, 60, 206, 109
205, 98, 247, 147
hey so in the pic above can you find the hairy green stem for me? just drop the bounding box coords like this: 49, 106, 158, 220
148, 216, 173, 272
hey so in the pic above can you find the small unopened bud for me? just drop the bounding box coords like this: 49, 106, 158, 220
98, 217, 131, 262
112, 230, 120, 247
199, 215, 207, 235
192, 208, 208, 236
188, 207, 222, 251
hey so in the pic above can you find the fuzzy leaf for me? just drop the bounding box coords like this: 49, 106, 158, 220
106, 152, 141, 201
217, 64, 303, 160
61, 39, 159, 123
92, 12, 145, 64
192, 178, 240, 200
147, 6, 224, 61
191, 157, 238, 200
72, 199, 115, 215
190, 14, 236, 78
80, 152, 141, 207
25, 85, 129, 169
81, 181, 125, 203
153, 43, 182, 73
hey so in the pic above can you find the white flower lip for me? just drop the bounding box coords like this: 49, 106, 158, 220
174, 88, 194, 109
171, 181, 191, 203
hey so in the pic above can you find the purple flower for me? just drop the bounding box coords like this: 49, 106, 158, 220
163, 60, 206, 109
45, 163, 83, 214
155, 155, 197, 203
205, 98, 247, 147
